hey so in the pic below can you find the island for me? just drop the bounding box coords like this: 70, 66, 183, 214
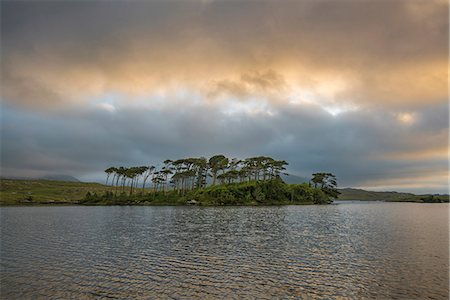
2, 154, 447, 206
1, 155, 340, 206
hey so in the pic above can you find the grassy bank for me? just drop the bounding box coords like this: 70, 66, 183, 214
0, 179, 110, 205
1, 178, 330, 206
80, 179, 329, 206
3, 178, 446, 206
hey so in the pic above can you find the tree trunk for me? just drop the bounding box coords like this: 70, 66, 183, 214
142, 177, 148, 193
129, 178, 133, 195
115, 175, 120, 195
212, 172, 217, 186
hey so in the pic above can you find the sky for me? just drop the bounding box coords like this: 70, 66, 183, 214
1, 0, 448, 194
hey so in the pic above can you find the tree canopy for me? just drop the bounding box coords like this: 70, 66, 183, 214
97, 155, 339, 205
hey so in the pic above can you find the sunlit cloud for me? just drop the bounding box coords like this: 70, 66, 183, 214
221, 98, 275, 117
322, 105, 358, 117
382, 146, 448, 161
287, 86, 359, 117
356, 170, 449, 194
97, 103, 116, 113
396, 112, 417, 126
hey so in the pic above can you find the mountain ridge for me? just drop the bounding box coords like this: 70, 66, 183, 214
0, 175, 80, 182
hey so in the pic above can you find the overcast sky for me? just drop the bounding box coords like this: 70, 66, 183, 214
1, 0, 448, 193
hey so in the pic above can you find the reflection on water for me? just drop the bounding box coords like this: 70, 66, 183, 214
1, 203, 448, 299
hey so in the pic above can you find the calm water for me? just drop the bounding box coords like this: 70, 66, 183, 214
1, 203, 448, 299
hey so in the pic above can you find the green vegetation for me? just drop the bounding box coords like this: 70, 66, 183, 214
0, 178, 334, 206
0, 179, 109, 205
1, 155, 341, 206
101, 156, 292, 196
418, 194, 449, 203
90, 155, 339, 205
80, 179, 331, 206
311, 173, 340, 199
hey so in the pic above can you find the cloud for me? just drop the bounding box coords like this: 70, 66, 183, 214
209, 70, 286, 99
1, 1, 448, 193
1, 1, 447, 109
97, 103, 116, 113
1, 98, 448, 193
396, 112, 416, 126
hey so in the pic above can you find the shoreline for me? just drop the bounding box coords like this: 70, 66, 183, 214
2, 178, 447, 206
3, 200, 449, 207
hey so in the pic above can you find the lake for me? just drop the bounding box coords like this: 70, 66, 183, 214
1, 202, 448, 299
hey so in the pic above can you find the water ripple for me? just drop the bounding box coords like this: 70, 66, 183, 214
1, 204, 448, 299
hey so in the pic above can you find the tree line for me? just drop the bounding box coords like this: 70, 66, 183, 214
104, 155, 289, 195
103, 155, 340, 202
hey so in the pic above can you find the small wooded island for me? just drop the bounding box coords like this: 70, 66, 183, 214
2, 155, 447, 206
85, 155, 340, 205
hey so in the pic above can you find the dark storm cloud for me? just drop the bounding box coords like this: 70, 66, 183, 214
2, 100, 448, 193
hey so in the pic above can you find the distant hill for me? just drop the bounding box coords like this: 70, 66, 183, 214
1, 174, 80, 182
40, 175, 80, 182
281, 173, 309, 184
338, 188, 449, 202
338, 188, 416, 201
